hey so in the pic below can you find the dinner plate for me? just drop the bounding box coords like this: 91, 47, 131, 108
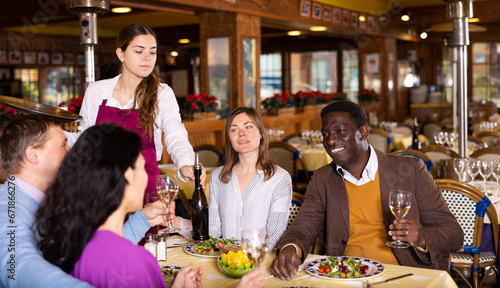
305, 256, 385, 280
184, 242, 219, 258
0, 95, 82, 122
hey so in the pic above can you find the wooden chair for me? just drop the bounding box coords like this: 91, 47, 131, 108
61, 121, 79, 133
420, 144, 458, 165
283, 132, 308, 146
435, 179, 498, 288
468, 136, 486, 152
469, 147, 500, 164
476, 131, 500, 148
193, 144, 225, 167
391, 149, 437, 178
368, 128, 391, 153
422, 120, 444, 144
269, 141, 311, 194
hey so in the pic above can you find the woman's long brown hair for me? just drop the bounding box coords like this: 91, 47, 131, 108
117, 24, 160, 140
219, 107, 276, 183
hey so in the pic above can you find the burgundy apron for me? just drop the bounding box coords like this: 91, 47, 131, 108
95, 99, 159, 204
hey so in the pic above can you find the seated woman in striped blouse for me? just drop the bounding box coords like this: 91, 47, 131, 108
171, 107, 293, 250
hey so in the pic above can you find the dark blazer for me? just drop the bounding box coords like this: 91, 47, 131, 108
278, 149, 463, 271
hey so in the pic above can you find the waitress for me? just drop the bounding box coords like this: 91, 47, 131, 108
65, 24, 205, 202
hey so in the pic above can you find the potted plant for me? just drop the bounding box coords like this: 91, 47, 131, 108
0, 104, 24, 127
182, 93, 218, 121
261, 92, 294, 116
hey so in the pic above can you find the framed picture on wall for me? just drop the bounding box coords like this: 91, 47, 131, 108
38, 52, 49, 64
323, 5, 331, 21
77, 54, 85, 65
51, 52, 62, 64
312, 2, 322, 20
9, 51, 21, 64
367, 16, 375, 30
300, 0, 311, 18
333, 8, 341, 24
64, 53, 74, 65
24, 51, 36, 64
342, 10, 350, 26
351, 12, 358, 28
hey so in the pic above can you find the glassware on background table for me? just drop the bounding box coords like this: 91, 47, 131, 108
386, 189, 412, 249
466, 159, 479, 184
156, 174, 180, 234
453, 158, 467, 182
479, 160, 493, 192
241, 228, 269, 269
492, 163, 500, 196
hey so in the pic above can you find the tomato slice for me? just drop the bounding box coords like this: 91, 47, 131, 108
324, 266, 332, 273
318, 265, 326, 274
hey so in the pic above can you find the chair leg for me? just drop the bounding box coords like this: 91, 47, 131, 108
453, 268, 473, 288
472, 270, 479, 288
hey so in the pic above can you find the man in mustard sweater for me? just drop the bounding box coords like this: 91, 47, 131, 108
271, 101, 463, 280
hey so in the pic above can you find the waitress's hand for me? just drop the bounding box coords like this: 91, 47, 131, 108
179, 165, 207, 189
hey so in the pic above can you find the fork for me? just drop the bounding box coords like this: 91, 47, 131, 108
365, 279, 371, 288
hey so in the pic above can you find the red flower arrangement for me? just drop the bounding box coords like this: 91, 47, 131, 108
358, 89, 380, 103
182, 93, 218, 115
261, 92, 294, 110
59, 97, 83, 114
294, 90, 333, 106
0, 104, 25, 127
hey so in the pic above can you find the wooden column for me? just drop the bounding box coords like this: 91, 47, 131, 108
199, 11, 261, 113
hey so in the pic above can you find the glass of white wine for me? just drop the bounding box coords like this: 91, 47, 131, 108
156, 174, 180, 234
241, 228, 269, 269
386, 189, 412, 249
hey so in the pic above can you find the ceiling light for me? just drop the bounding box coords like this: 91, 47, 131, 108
111, 7, 132, 13
170, 51, 179, 57
287, 31, 301, 36
420, 31, 428, 39
178, 39, 190, 44
310, 26, 327, 32
468, 18, 480, 23
401, 11, 410, 22
359, 15, 366, 22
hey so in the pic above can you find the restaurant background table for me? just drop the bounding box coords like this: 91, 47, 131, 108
160, 236, 458, 287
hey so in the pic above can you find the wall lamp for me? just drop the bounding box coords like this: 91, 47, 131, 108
420, 31, 428, 39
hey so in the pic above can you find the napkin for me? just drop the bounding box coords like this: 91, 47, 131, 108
167, 236, 191, 248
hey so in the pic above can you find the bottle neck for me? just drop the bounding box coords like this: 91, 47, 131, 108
194, 166, 202, 189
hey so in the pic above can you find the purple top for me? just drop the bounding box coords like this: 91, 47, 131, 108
72, 230, 167, 288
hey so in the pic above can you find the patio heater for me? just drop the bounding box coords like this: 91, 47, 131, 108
66, 0, 110, 85
443, 0, 473, 158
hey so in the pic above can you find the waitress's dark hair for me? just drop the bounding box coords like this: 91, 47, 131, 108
36, 123, 142, 273
117, 23, 160, 140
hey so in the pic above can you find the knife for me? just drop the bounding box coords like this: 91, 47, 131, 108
367, 273, 413, 286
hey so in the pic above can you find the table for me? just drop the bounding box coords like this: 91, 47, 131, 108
391, 133, 428, 151
161, 236, 458, 287
298, 147, 332, 171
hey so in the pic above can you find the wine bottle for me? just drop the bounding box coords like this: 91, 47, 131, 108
191, 153, 209, 240
468, 115, 474, 136
412, 117, 419, 150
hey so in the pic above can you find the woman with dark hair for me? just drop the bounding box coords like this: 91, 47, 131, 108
65, 24, 205, 203
36, 124, 203, 288
171, 107, 292, 250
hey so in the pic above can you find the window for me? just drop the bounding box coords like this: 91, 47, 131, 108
290, 51, 338, 94
472, 42, 500, 105
342, 50, 359, 102
260, 53, 282, 98
43, 67, 81, 107
13, 68, 39, 102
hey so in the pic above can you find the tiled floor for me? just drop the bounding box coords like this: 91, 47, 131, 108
451, 268, 498, 288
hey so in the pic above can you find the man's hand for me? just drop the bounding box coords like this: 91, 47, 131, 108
235, 269, 267, 288
171, 264, 203, 288
141, 200, 168, 226
270, 246, 301, 281
179, 165, 207, 189
388, 218, 426, 247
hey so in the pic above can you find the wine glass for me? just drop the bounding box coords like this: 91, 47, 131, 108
156, 174, 180, 234
492, 163, 500, 197
241, 228, 269, 269
479, 160, 493, 191
386, 189, 412, 249
466, 159, 479, 184
453, 158, 467, 182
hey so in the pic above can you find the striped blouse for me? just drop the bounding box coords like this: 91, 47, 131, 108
208, 166, 292, 250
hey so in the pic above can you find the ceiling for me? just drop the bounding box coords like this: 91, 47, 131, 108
0, 0, 498, 42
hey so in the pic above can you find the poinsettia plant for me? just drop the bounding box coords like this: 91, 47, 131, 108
182, 93, 218, 115
358, 89, 380, 103
261, 92, 294, 110
0, 104, 25, 127
59, 97, 83, 114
